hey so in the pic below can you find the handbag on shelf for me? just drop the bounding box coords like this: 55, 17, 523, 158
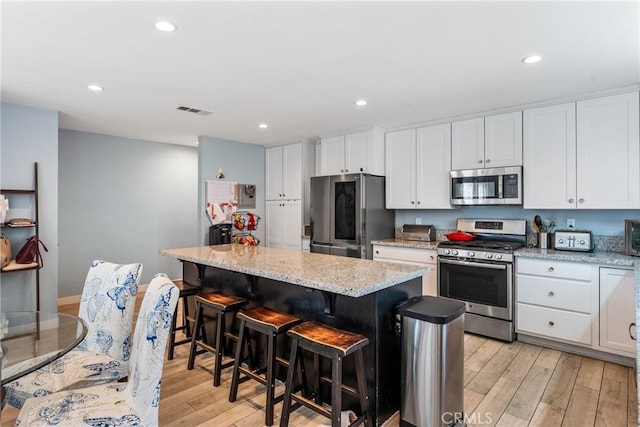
1, 233, 11, 269
15, 236, 48, 267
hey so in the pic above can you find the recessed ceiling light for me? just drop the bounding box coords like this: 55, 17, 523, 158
522, 55, 542, 64
355, 99, 367, 106
258, 123, 268, 129
155, 21, 176, 32
87, 84, 104, 91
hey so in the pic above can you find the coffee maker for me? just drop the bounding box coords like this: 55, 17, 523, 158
209, 223, 232, 245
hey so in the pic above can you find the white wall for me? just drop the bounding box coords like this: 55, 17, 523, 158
0, 102, 58, 312
58, 130, 199, 297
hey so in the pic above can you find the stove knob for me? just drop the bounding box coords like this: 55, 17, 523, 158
495, 254, 503, 260
452, 250, 459, 256
444, 249, 451, 255
486, 253, 493, 259
468, 252, 475, 258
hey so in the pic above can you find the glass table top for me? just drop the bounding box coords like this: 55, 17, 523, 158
0, 311, 87, 385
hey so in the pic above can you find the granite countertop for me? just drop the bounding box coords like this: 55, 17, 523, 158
160, 244, 429, 297
371, 238, 439, 250
515, 247, 636, 267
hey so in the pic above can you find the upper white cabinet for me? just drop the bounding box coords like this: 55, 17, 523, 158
451, 118, 484, 170
319, 128, 385, 176
266, 143, 305, 200
451, 112, 522, 170
385, 124, 453, 209
576, 91, 640, 209
524, 92, 640, 209
523, 102, 577, 209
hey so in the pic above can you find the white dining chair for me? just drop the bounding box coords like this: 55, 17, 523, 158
4, 260, 143, 408
15, 273, 179, 426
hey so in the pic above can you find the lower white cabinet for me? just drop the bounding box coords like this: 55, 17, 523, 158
516, 258, 597, 347
599, 267, 636, 356
265, 200, 302, 251
372, 245, 437, 296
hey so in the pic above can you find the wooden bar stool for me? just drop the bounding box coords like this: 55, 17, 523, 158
280, 321, 371, 427
167, 279, 200, 360
228, 306, 305, 426
187, 291, 248, 386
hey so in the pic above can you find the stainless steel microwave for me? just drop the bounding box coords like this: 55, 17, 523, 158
625, 219, 640, 256
450, 166, 522, 205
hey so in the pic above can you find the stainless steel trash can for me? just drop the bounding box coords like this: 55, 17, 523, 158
399, 296, 466, 427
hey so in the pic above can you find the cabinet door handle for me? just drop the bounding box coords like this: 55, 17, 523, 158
345, 169, 349, 172
486, 159, 491, 164
578, 198, 585, 204
417, 201, 421, 205
478, 160, 483, 164
548, 267, 555, 272
375, 250, 379, 254
411, 201, 415, 205
341, 169, 344, 173
360, 168, 363, 172
282, 194, 285, 197
429, 255, 434, 260
548, 321, 555, 326
629, 323, 636, 340
568, 198, 574, 203
548, 291, 554, 297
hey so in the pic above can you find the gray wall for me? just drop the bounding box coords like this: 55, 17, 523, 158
1, 102, 59, 312
198, 136, 265, 245
58, 130, 198, 297
396, 206, 640, 236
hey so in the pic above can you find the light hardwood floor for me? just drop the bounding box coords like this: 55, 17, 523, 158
2, 300, 638, 426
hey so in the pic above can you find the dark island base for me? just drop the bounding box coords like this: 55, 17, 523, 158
195, 264, 421, 426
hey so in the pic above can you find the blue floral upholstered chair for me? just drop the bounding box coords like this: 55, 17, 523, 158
15, 274, 179, 426
4, 260, 143, 409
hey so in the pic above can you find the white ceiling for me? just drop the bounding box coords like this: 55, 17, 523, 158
2, 1, 638, 147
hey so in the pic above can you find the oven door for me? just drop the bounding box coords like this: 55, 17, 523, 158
438, 257, 512, 320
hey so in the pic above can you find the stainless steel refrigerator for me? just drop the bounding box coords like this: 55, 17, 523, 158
310, 173, 395, 259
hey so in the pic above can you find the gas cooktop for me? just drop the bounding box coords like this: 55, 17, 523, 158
438, 240, 525, 252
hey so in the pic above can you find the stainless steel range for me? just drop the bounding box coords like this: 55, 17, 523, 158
438, 218, 526, 342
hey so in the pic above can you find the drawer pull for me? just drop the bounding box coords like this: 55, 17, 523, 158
429, 255, 434, 260
548, 321, 555, 326
548, 267, 555, 272
630, 323, 636, 341
548, 291, 554, 297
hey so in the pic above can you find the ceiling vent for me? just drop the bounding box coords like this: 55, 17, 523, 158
177, 105, 213, 116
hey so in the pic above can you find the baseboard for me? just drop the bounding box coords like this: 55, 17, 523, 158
58, 283, 150, 306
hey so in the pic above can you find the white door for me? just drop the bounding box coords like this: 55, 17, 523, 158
523, 103, 577, 209
265, 200, 284, 248
345, 131, 370, 173
385, 129, 416, 209
265, 146, 283, 200
283, 200, 302, 250
485, 111, 523, 167
577, 91, 640, 209
600, 268, 636, 355
282, 142, 302, 200
320, 136, 346, 175
416, 123, 452, 209
451, 117, 484, 170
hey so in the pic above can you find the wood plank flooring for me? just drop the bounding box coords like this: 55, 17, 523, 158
2, 301, 638, 426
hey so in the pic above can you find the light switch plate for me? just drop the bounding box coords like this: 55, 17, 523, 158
567, 218, 576, 229
415, 218, 422, 224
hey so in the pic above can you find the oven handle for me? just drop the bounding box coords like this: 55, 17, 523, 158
438, 258, 507, 270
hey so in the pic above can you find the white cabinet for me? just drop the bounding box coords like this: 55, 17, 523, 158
524, 92, 640, 209
319, 128, 385, 176
372, 245, 437, 296
265, 200, 302, 251
266, 143, 303, 200
451, 112, 523, 170
576, 91, 640, 209
599, 268, 636, 356
265, 141, 314, 250
385, 124, 453, 209
516, 258, 597, 347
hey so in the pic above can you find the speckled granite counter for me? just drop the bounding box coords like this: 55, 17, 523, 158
371, 238, 439, 250
515, 247, 636, 267
161, 244, 427, 298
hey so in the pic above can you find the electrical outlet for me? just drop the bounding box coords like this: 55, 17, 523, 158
415, 218, 422, 225
567, 219, 576, 230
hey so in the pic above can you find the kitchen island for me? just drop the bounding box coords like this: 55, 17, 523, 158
161, 244, 428, 425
